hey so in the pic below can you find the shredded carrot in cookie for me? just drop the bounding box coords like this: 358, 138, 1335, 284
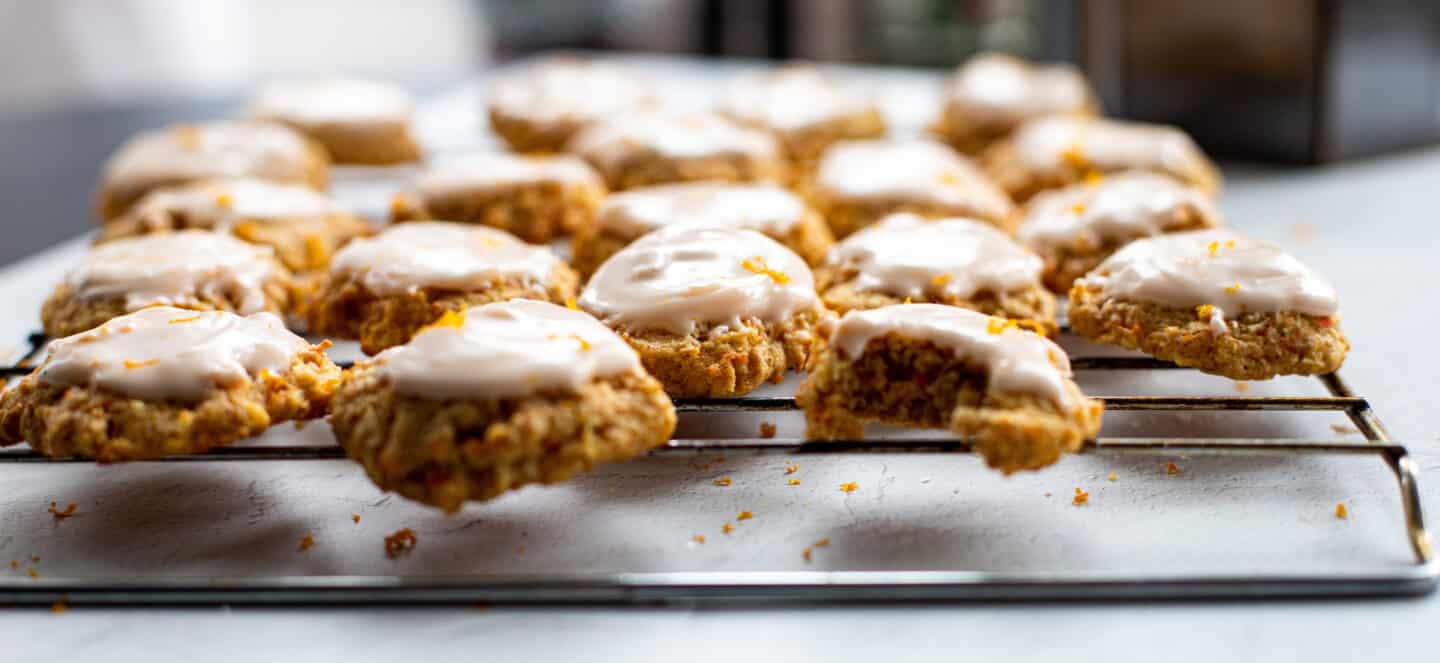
839, 482, 858, 493
759, 422, 777, 438
930, 273, 953, 287
168, 315, 201, 324
297, 535, 316, 552
122, 358, 160, 370
741, 256, 790, 284
713, 477, 733, 487
425, 310, 466, 331
903, 296, 913, 304
383, 528, 417, 559
47, 502, 78, 520
8, 560, 16, 570
1072, 487, 1089, 505
1335, 502, 1348, 519
737, 510, 753, 521
1166, 462, 1182, 475
303, 234, 330, 269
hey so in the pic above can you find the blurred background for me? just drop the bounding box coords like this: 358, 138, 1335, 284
1, 0, 1438, 264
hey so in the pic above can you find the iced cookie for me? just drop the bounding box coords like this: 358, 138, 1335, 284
248, 78, 421, 165
805, 139, 1015, 238
1067, 229, 1348, 379
306, 222, 578, 354
566, 111, 787, 191
931, 53, 1098, 154
815, 213, 1055, 332
96, 121, 330, 220
796, 304, 1103, 473
487, 58, 657, 153
330, 299, 676, 512
570, 182, 833, 278
0, 307, 339, 461
982, 116, 1221, 202
579, 227, 828, 397
389, 152, 605, 243
41, 230, 293, 338
720, 64, 886, 167
97, 178, 372, 273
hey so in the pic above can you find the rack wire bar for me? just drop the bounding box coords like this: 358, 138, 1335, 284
0, 333, 1434, 605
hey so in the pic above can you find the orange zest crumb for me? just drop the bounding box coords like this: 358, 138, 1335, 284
1072, 487, 1089, 505
930, 273, 953, 287
839, 482, 858, 494
759, 422, 777, 438
1224, 283, 1241, 295
389, 194, 409, 215
1207, 240, 1220, 257
787, 479, 800, 486
741, 256, 791, 284
692, 534, 706, 544
47, 502, 78, 520
424, 309, 466, 331
567, 333, 593, 352
1083, 171, 1105, 187
713, 477, 733, 487
214, 192, 234, 209
564, 296, 579, 310
1233, 382, 1249, 392
802, 548, 814, 562
1059, 140, 1088, 169
1335, 502, 1348, 519
903, 296, 913, 304
1196, 304, 1214, 319
1166, 462, 1182, 475
722, 523, 735, 535
297, 535, 316, 552
352, 514, 361, 524
986, 317, 1047, 336
122, 358, 160, 370
1107, 472, 1117, 482
937, 169, 962, 186
50, 600, 67, 614
1069, 201, 1086, 215
813, 537, 831, 548
383, 528, 417, 559
784, 464, 799, 475
168, 315, 201, 324
737, 510, 753, 521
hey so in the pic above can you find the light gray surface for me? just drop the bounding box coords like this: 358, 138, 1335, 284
2, 56, 1439, 661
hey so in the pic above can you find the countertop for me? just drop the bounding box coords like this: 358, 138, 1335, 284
1, 56, 1439, 662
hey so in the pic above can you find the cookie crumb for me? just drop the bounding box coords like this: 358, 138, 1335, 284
1166, 462, 1182, 475
1107, 472, 1117, 482
839, 481, 858, 493
813, 537, 831, 548
47, 502, 78, 520
759, 422, 777, 438
383, 528, 417, 559
1335, 502, 1348, 520
788, 478, 800, 486
297, 535, 316, 552
50, 600, 67, 614
515, 545, 526, 556
352, 514, 361, 524
713, 477, 733, 487
1232, 381, 1249, 392
692, 534, 706, 544
802, 548, 813, 562
1330, 424, 1360, 436
722, 523, 735, 535
1072, 487, 1089, 506
293, 419, 309, 431
783, 464, 799, 475
27, 568, 39, 579
736, 510, 753, 521
8, 560, 16, 570
31, 554, 40, 563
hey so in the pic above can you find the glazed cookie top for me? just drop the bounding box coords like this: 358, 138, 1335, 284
815, 139, 1014, 218
567, 111, 781, 170
1018, 172, 1221, 251
943, 53, 1094, 127
249, 78, 414, 125
38, 306, 309, 402
329, 222, 561, 296
580, 227, 819, 335
1076, 229, 1339, 318
101, 121, 316, 192
596, 182, 809, 240
829, 303, 1078, 409
721, 65, 875, 131
489, 59, 655, 126
122, 178, 345, 227
375, 299, 642, 400
827, 213, 1043, 299
414, 153, 602, 198
66, 230, 281, 314
1009, 116, 1211, 183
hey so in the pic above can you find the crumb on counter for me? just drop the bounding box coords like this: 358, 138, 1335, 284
1335, 502, 1348, 520
722, 523, 735, 535
383, 528, 417, 559
713, 477, 733, 487
27, 568, 39, 579
297, 535, 316, 552
787, 479, 800, 486
1072, 487, 1089, 506
1330, 424, 1360, 436
352, 514, 361, 524
759, 422, 777, 438
1233, 382, 1249, 393
692, 534, 706, 544
813, 538, 831, 548
50, 600, 67, 614
47, 502, 78, 520
1044, 491, 1052, 498
737, 510, 753, 521
1166, 462, 1182, 476
1107, 472, 1117, 482
839, 482, 858, 493
784, 464, 799, 475
802, 548, 813, 563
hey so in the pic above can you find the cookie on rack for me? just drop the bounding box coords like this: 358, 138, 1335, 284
0, 307, 339, 461
97, 178, 372, 273
719, 64, 886, 169
41, 230, 293, 338
570, 181, 833, 279
579, 227, 828, 398
329, 299, 676, 512
488, 58, 657, 153
982, 116, 1220, 202
247, 78, 422, 165
1067, 229, 1348, 380
96, 121, 330, 220
815, 213, 1056, 333
389, 152, 606, 243
566, 111, 787, 191
1017, 172, 1223, 293
796, 304, 1103, 473
305, 221, 578, 354
931, 52, 1099, 155
804, 139, 1015, 239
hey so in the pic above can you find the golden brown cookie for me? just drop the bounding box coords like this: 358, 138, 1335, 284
720, 64, 886, 169
488, 58, 657, 153
567, 111, 787, 191
248, 78, 422, 164
930, 52, 1098, 154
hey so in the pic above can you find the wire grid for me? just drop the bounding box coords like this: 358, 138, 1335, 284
0, 328, 1434, 605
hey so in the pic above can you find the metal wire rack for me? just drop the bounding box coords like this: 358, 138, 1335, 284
0, 328, 1434, 605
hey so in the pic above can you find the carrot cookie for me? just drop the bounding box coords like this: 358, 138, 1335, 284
97, 178, 371, 273
579, 227, 827, 398
96, 121, 330, 220
1068, 230, 1348, 379
248, 78, 421, 165
570, 182, 833, 278
330, 299, 676, 512
488, 58, 657, 153
931, 52, 1098, 155
982, 116, 1221, 202
0, 307, 339, 461
805, 139, 1015, 239
566, 111, 786, 191
796, 304, 1103, 473
306, 222, 578, 354
815, 213, 1056, 332
41, 230, 292, 338
389, 152, 605, 243
720, 64, 886, 168
1018, 172, 1223, 293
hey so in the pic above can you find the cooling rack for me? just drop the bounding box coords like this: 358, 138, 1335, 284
0, 328, 1433, 606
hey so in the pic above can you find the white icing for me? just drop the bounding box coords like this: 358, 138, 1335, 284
596, 182, 808, 240
38, 306, 309, 402
944, 53, 1093, 127
827, 213, 1042, 299
579, 227, 818, 336
249, 78, 414, 125
1018, 172, 1219, 250
722, 65, 873, 131
815, 139, 1014, 219
66, 230, 280, 314
124, 178, 344, 228
1076, 229, 1340, 317
489, 59, 654, 126
102, 122, 315, 191
829, 303, 1077, 409
1012, 116, 1207, 178
329, 222, 560, 296
567, 111, 780, 172
415, 153, 601, 199
376, 299, 642, 400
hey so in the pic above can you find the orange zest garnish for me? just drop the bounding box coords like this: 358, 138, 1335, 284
424, 309, 466, 331
1072, 487, 1089, 505
1069, 201, 1087, 215
937, 169, 962, 186
839, 482, 858, 494
168, 315, 201, 324
122, 358, 160, 370
930, 273, 953, 287
214, 193, 234, 209
1207, 241, 1220, 257
1224, 283, 1241, 295
174, 125, 202, 149
741, 256, 790, 284
783, 464, 799, 475
568, 333, 592, 352
713, 477, 733, 487
802, 548, 814, 562
1107, 472, 1118, 482
1196, 304, 1214, 319
564, 296, 579, 311
903, 296, 913, 304
1083, 171, 1105, 187
986, 317, 1047, 336
737, 510, 753, 521
389, 194, 409, 216
787, 479, 801, 486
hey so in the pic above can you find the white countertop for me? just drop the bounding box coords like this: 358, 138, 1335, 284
2, 56, 1439, 661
